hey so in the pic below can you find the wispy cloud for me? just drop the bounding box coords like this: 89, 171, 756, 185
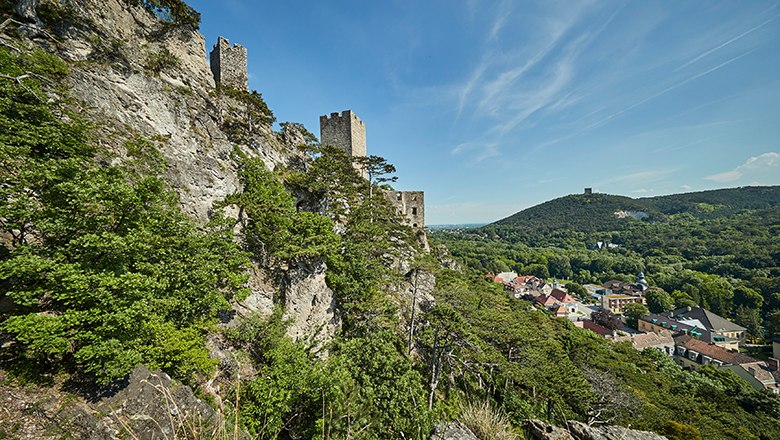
594, 168, 680, 188
488, 0, 513, 42
451, 142, 500, 163
705, 152, 780, 183
587, 48, 757, 130
676, 13, 780, 71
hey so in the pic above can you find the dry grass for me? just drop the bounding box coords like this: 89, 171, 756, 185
460, 400, 519, 440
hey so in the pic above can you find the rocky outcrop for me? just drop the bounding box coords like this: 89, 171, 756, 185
429, 422, 479, 440
281, 260, 341, 349
37, 0, 303, 223
524, 419, 668, 440
0, 365, 247, 439
231, 262, 276, 320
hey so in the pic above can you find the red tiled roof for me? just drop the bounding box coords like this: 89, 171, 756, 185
535, 294, 557, 306
550, 288, 575, 303
614, 331, 674, 350
576, 320, 614, 337
515, 275, 539, 284
675, 335, 756, 364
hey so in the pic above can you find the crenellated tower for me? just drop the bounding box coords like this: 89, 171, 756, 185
320, 110, 366, 158
209, 36, 248, 91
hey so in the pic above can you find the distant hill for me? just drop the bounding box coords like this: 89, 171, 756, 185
641, 186, 780, 216
484, 186, 780, 239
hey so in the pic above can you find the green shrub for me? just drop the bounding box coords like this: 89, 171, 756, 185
131, 0, 200, 29
144, 47, 180, 73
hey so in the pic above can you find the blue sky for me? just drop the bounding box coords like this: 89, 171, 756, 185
187, 0, 780, 225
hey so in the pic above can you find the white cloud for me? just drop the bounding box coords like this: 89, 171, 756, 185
451, 142, 500, 163
705, 152, 780, 183
676, 13, 780, 71
632, 188, 652, 194
680, 184, 693, 190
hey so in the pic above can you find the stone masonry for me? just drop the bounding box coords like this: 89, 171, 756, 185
210, 36, 248, 91
386, 190, 425, 228
320, 109, 425, 228
320, 110, 367, 176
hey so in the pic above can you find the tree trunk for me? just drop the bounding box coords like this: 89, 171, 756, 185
428, 330, 440, 410
407, 269, 418, 355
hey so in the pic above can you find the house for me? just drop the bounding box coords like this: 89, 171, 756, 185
668, 306, 746, 343
600, 294, 646, 314
598, 273, 651, 313
533, 293, 578, 317
534, 294, 558, 308
506, 275, 545, 296
613, 331, 675, 355
495, 272, 518, 284
639, 307, 746, 349
673, 334, 754, 369
673, 334, 780, 393
550, 288, 575, 303
728, 359, 780, 394
551, 304, 569, 317
575, 320, 615, 338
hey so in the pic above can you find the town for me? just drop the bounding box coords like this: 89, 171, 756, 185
485, 270, 780, 393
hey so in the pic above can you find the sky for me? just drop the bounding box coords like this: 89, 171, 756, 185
187, 0, 780, 225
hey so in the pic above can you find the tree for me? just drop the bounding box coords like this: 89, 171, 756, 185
356, 154, 398, 221
583, 368, 637, 425
766, 309, 780, 339
734, 306, 762, 341
565, 282, 587, 298
733, 286, 764, 310
646, 288, 674, 313
623, 303, 649, 329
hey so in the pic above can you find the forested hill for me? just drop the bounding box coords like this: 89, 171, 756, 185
491, 186, 780, 233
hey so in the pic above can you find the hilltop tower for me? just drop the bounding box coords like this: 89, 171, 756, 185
210, 36, 248, 91
320, 110, 367, 175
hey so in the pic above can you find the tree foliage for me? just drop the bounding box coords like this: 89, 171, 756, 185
0, 46, 248, 383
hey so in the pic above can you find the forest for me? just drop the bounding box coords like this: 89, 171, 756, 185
434, 189, 780, 342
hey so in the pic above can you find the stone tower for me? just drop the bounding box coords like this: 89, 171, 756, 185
320, 109, 367, 158
209, 37, 248, 91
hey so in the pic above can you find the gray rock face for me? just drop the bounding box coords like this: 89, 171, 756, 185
231, 262, 276, 319
0, 365, 246, 439
97, 365, 227, 439
429, 422, 479, 440
524, 419, 668, 440
36, 0, 338, 345
281, 260, 341, 349
57, 0, 300, 223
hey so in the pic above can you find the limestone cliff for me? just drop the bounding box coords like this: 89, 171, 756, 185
5, 0, 345, 344
37, 0, 301, 222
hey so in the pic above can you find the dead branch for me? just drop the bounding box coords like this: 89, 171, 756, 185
0, 72, 44, 101
0, 17, 58, 43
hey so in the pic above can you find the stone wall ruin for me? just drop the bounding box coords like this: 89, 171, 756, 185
385, 190, 425, 228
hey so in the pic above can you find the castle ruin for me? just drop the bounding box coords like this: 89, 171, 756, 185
385, 190, 425, 228
319, 110, 425, 228
210, 36, 248, 91
205, 37, 427, 229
